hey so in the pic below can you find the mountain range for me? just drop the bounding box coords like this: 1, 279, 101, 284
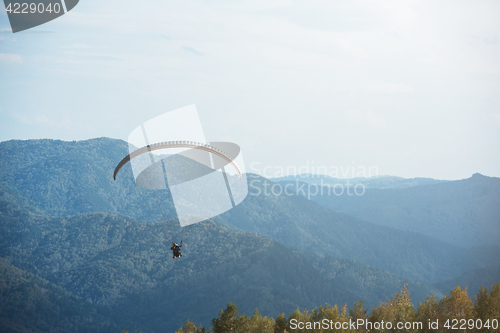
0, 138, 498, 332
274, 173, 500, 247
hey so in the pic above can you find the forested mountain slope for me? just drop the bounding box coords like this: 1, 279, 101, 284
0, 189, 359, 332
300, 173, 500, 247
216, 176, 499, 283
434, 266, 500, 299
1, 138, 498, 284
1, 138, 499, 332
0, 257, 132, 333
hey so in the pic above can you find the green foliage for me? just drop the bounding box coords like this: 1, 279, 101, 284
274, 312, 288, 333
212, 303, 244, 333
0, 189, 361, 332
218, 284, 497, 333
415, 294, 440, 333
368, 285, 417, 333
175, 320, 207, 333
349, 300, 367, 333
1, 138, 499, 333
439, 286, 473, 326
474, 283, 500, 333
1, 138, 498, 284
176, 284, 500, 333
0, 258, 135, 333
210, 303, 274, 333
315, 256, 445, 307
0, 137, 174, 222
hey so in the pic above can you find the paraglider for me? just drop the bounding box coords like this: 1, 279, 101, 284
112, 105, 249, 259
113, 141, 244, 259
171, 241, 182, 258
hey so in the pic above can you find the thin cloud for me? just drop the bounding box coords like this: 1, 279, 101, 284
12, 111, 73, 128
365, 82, 414, 94
62, 43, 91, 49
182, 46, 203, 56
488, 113, 500, 124
0, 53, 22, 64
343, 109, 389, 129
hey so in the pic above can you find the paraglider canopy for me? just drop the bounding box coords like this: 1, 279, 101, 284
113, 105, 248, 227
113, 140, 242, 182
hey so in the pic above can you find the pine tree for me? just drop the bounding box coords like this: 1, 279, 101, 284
438, 286, 472, 333
274, 312, 288, 333
212, 303, 240, 333
416, 294, 439, 333
473, 283, 500, 333
175, 319, 203, 333
349, 300, 367, 333
367, 285, 417, 332
248, 309, 274, 333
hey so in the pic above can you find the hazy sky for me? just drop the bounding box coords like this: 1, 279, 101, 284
1, 0, 499, 180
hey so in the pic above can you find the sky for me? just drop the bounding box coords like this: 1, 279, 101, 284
0, 0, 499, 180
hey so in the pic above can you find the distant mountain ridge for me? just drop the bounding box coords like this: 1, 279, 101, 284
434, 266, 500, 299
216, 175, 499, 283
288, 173, 500, 247
271, 174, 448, 189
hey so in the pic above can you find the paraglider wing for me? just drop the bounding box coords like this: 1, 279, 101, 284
113, 141, 242, 181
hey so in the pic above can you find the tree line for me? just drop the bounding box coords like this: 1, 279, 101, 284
170, 283, 499, 333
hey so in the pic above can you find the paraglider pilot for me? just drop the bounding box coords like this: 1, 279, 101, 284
171, 241, 182, 258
